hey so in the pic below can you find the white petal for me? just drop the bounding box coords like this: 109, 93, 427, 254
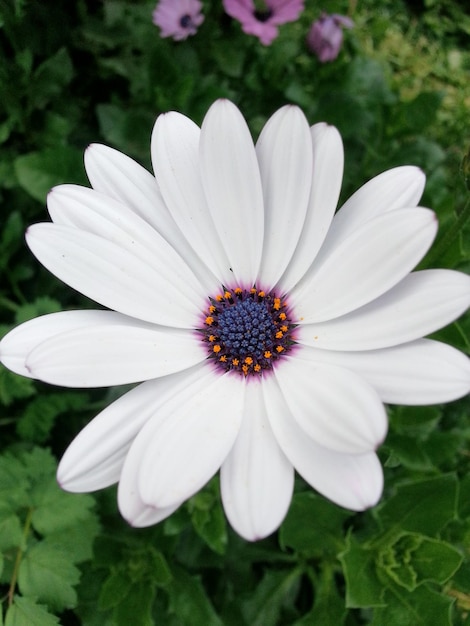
295, 340, 470, 405
279, 123, 344, 292
220, 380, 294, 541
151, 112, 231, 285
314, 165, 426, 267
291, 208, 437, 323
263, 375, 384, 511
57, 366, 206, 493
84, 144, 218, 292
200, 100, 264, 285
26, 323, 205, 387
0, 310, 120, 377
26, 223, 205, 328
274, 359, 387, 454
255, 106, 313, 287
136, 368, 244, 508
297, 270, 470, 351
118, 432, 181, 528
84, 143, 172, 233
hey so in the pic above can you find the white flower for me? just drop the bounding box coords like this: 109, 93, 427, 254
1, 100, 469, 541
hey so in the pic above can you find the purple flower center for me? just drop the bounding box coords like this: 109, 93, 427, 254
180, 14, 193, 29
254, 9, 273, 22
201, 287, 296, 376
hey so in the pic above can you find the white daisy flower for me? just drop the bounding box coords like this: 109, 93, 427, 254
1, 100, 469, 541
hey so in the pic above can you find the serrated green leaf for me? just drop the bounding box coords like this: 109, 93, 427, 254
31, 479, 95, 535
0, 507, 24, 551
339, 533, 386, 608
374, 475, 458, 535
18, 542, 80, 611
279, 491, 351, 555
17, 391, 88, 444
46, 513, 100, 564
241, 568, 302, 626
0, 368, 35, 407
99, 569, 130, 611
112, 581, 156, 626
168, 567, 223, 626
371, 583, 455, 626
5, 596, 60, 626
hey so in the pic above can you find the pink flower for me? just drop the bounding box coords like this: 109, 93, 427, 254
223, 0, 304, 45
152, 0, 204, 41
307, 13, 354, 62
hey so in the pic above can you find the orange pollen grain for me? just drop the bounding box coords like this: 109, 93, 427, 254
213, 345, 221, 353
209, 305, 216, 313
250, 288, 256, 294
264, 351, 272, 359
232, 358, 239, 366
280, 325, 288, 332
219, 355, 227, 362
258, 291, 265, 297
275, 331, 283, 339
254, 364, 261, 372
205, 316, 214, 325
216, 294, 223, 301
276, 346, 285, 353
234, 287, 242, 294
224, 291, 231, 299
279, 313, 287, 320
273, 298, 281, 310
209, 335, 216, 342
244, 357, 253, 365
242, 365, 249, 375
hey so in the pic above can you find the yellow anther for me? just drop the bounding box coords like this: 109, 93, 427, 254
216, 294, 223, 301
280, 325, 288, 332
219, 355, 227, 362
213, 345, 221, 353
205, 316, 214, 325
279, 312, 287, 320
209, 335, 216, 342
275, 331, 283, 339
276, 345, 285, 353
209, 305, 216, 313
242, 365, 249, 376
250, 288, 256, 294
232, 358, 239, 366
244, 356, 253, 365
224, 291, 231, 299
273, 298, 281, 310
234, 287, 242, 294
258, 291, 265, 298
264, 351, 272, 359
254, 364, 261, 372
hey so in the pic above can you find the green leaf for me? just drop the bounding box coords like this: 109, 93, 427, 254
167, 567, 223, 626
112, 581, 156, 626
189, 486, 227, 555
339, 533, 386, 608
241, 569, 302, 626
0, 368, 35, 407
17, 391, 89, 444
31, 48, 74, 109
379, 532, 462, 591
0, 507, 24, 551
371, 584, 455, 626
374, 475, 459, 535
32, 479, 95, 535
279, 491, 351, 556
18, 542, 80, 611
14, 146, 87, 203
5, 596, 60, 626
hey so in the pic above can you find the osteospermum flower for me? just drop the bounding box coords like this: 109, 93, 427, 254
1, 101, 470, 542
307, 13, 354, 63
223, 0, 304, 45
152, 0, 204, 41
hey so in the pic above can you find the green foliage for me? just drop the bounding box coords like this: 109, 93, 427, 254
0, 0, 469, 623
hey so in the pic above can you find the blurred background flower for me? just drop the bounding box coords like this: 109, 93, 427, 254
307, 13, 354, 62
153, 0, 204, 40
223, 0, 304, 45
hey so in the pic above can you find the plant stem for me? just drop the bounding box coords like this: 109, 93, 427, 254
7, 507, 33, 606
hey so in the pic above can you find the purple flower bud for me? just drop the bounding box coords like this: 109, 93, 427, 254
307, 13, 354, 62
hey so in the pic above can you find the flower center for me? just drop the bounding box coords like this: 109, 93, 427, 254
180, 14, 193, 28
254, 9, 273, 22
201, 287, 295, 376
